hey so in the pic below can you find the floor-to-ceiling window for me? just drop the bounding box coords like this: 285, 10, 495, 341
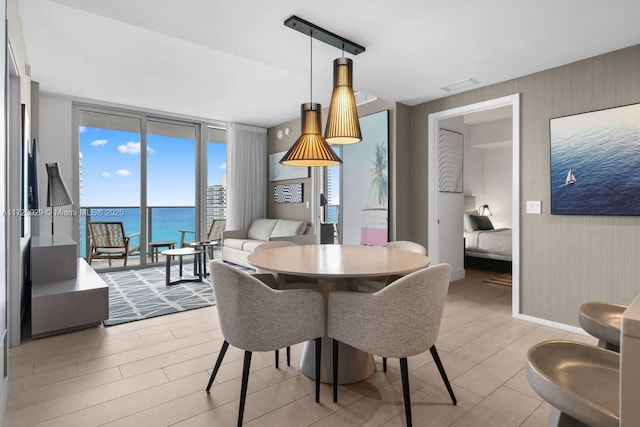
146, 120, 197, 253
78, 106, 215, 270
79, 110, 142, 266
206, 127, 227, 230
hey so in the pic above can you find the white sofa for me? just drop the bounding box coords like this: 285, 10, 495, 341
222, 218, 316, 268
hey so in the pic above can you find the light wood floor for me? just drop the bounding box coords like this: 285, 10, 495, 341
5, 269, 595, 427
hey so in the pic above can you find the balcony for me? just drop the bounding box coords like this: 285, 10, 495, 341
80, 206, 224, 270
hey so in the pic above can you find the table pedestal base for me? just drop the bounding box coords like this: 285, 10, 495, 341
299, 278, 375, 384
300, 338, 375, 384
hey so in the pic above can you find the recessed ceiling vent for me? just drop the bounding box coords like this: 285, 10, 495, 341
440, 78, 479, 92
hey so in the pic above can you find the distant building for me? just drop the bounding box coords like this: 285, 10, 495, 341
207, 185, 227, 226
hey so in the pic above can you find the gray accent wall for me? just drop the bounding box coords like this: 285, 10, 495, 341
409, 44, 640, 326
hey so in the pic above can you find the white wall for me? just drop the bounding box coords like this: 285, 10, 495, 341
483, 146, 512, 228
464, 118, 512, 228
437, 117, 465, 280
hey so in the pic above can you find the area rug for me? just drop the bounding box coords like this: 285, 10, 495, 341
483, 274, 512, 287
99, 262, 253, 326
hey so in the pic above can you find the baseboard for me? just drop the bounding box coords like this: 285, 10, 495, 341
514, 313, 587, 335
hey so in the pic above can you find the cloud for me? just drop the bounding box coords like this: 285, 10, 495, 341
115, 169, 131, 176
117, 142, 141, 154
101, 171, 111, 178
219, 163, 226, 170
117, 141, 155, 154
91, 139, 108, 147
79, 126, 87, 133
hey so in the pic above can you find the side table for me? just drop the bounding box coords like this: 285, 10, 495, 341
149, 241, 176, 262
189, 240, 220, 276
161, 248, 205, 286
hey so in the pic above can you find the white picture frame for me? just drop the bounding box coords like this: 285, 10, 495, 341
269, 151, 309, 181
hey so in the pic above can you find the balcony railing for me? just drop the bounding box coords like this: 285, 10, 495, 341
79, 206, 225, 265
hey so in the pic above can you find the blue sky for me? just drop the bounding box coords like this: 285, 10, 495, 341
80, 126, 226, 207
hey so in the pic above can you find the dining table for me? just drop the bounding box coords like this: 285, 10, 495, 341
247, 244, 430, 384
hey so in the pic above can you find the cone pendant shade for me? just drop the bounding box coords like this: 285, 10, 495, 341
280, 103, 342, 167
324, 57, 362, 144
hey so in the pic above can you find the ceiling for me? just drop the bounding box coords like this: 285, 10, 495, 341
17, 0, 640, 128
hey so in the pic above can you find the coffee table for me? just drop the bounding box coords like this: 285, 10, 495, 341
161, 247, 205, 286
248, 244, 430, 384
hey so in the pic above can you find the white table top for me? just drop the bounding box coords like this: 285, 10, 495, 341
247, 244, 430, 279
161, 247, 204, 256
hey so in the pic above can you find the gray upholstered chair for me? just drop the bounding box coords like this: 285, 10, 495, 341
356, 240, 428, 293
206, 260, 325, 426
252, 240, 303, 368
356, 240, 428, 372
328, 264, 455, 427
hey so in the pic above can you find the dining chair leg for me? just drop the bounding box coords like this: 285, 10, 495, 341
430, 345, 457, 405
383, 357, 387, 373
237, 351, 252, 427
315, 338, 322, 403
275, 349, 279, 369
332, 339, 339, 403
287, 346, 291, 367
206, 340, 229, 392
400, 358, 413, 427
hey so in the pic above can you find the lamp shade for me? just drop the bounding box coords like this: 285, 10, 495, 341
46, 162, 73, 207
280, 103, 342, 167
479, 204, 492, 216
324, 57, 362, 144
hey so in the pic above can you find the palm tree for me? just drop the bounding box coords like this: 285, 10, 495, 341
369, 142, 388, 207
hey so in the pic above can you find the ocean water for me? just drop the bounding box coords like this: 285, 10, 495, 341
79, 207, 196, 258
551, 109, 640, 215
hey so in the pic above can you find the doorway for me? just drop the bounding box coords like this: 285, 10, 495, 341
427, 94, 521, 316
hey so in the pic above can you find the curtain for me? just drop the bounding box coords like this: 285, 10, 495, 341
226, 123, 268, 230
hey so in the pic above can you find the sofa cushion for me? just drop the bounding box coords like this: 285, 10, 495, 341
242, 240, 265, 253
271, 219, 306, 238
247, 219, 278, 241
224, 238, 252, 250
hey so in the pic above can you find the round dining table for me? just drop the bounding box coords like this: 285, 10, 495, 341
247, 244, 430, 384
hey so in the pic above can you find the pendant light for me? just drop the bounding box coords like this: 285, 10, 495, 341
324, 52, 362, 144
280, 32, 342, 167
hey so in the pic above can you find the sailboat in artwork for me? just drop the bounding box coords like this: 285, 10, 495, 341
565, 168, 576, 185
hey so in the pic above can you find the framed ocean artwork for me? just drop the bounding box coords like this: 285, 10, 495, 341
550, 102, 640, 215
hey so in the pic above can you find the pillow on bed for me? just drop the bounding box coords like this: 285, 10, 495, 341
469, 215, 494, 231
463, 210, 478, 232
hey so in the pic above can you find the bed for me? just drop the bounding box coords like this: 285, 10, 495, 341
463, 196, 512, 273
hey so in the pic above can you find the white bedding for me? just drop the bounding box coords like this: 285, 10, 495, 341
464, 228, 512, 257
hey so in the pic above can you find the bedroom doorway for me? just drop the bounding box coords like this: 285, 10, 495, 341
427, 94, 521, 317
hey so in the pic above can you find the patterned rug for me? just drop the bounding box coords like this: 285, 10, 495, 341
99, 262, 252, 326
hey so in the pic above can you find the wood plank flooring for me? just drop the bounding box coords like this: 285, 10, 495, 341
5, 269, 595, 426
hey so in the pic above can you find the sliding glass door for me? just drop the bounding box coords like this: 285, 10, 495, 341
146, 120, 197, 256
78, 107, 206, 270
79, 110, 142, 266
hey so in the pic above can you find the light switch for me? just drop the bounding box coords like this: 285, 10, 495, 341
526, 200, 542, 214
306, 201, 310, 209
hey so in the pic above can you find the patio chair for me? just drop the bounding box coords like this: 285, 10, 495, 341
179, 219, 226, 252
88, 222, 140, 267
